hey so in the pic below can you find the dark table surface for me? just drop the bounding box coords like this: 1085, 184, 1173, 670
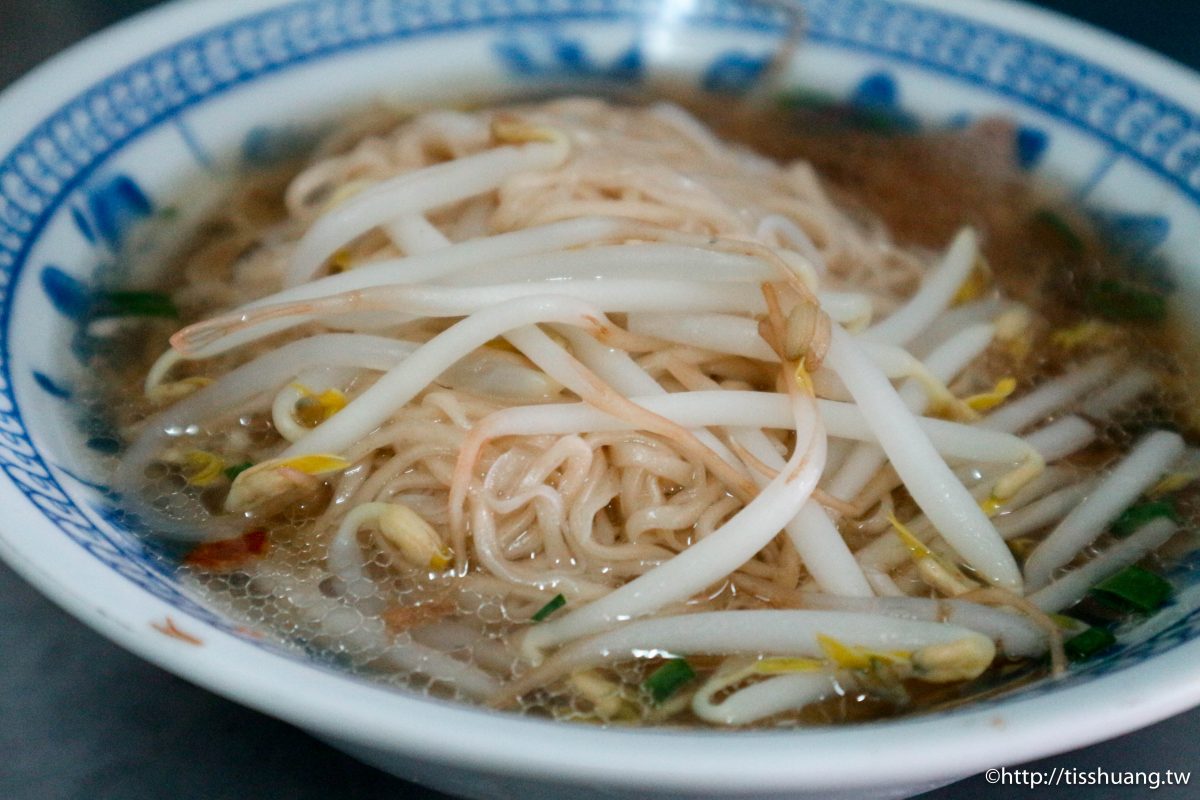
2, 2, 1199, 798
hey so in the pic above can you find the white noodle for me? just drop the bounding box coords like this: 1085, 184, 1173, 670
522, 387, 827, 660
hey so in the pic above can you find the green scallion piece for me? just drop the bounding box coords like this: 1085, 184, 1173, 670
1091, 566, 1173, 613
642, 658, 696, 704
1111, 499, 1180, 538
1032, 209, 1085, 254
1085, 280, 1167, 323
531, 593, 566, 622
775, 87, 839, 111
94, 290, 179, 319
222, 461, 254, 481
1064, 626, 1117, 662
85, 436, 121, 455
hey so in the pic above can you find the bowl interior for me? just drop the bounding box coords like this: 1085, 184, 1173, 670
4, 0, 1200, 790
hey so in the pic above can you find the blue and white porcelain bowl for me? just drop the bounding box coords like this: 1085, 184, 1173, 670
3, 1, 1200, 798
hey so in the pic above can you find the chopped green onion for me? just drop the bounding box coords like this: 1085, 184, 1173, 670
94, 291, 179, 319
1064, 626, 1117, 662
642, 658, 696, 704
222, 461, 254, 481
1091, 566, 1173, 613
1032, 209, 1084, 254
1067, 593, 1129, 627
775, 87, 839, 111
1111, 499, 1179, 538
85, 436, 121, 455
531, 593, 566, 622
774, 90, 914, 133
852, 110, 916, 134
1085, 280, 1167, 323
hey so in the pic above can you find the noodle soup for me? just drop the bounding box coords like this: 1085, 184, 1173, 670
88, 97, 1198, 728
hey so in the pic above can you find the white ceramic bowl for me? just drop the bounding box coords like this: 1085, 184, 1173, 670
3, 1, 1200, 798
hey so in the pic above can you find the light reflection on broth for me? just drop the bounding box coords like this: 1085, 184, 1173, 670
83, 95, 1200, 728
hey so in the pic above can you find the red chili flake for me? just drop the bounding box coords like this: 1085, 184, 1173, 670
381, 599, 457, 634
183, 528, 269, 571
151, 616, 203, 646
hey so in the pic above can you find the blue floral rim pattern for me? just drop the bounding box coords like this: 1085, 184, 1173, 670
2, 0, 1200, 710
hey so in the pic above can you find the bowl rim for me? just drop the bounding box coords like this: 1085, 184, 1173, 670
3, 0, 1200, 791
